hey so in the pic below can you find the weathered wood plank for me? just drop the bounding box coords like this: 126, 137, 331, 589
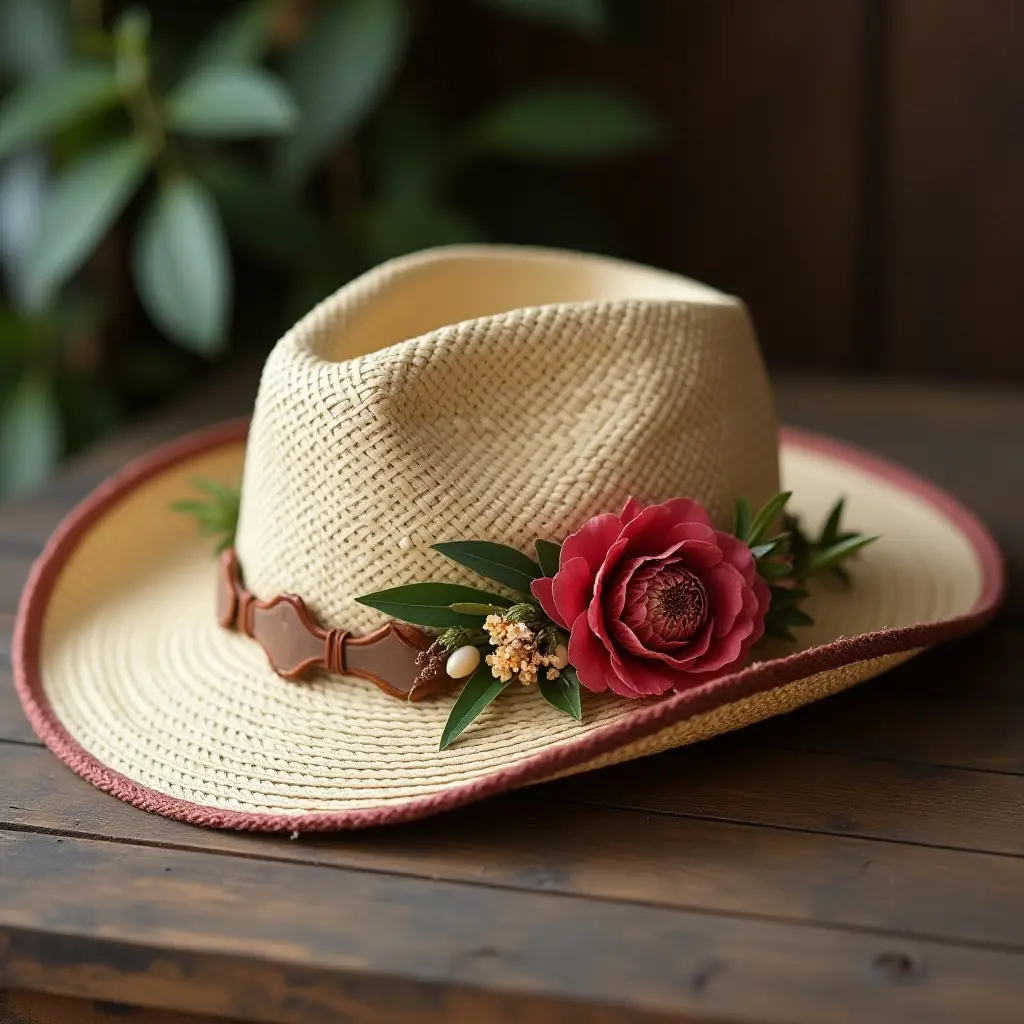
1, 988, 244, 1024
0, 669, 34, 746
4, 829, 1024, 1024
556, 743, 1024, 857
6, 742, 1024, 951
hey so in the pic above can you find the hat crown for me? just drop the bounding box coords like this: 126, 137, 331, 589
235, 245, 779, 633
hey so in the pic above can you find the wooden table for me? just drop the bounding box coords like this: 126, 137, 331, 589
2, 373, 1022, 1024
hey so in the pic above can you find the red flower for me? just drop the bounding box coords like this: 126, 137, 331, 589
532, 497, 770, 698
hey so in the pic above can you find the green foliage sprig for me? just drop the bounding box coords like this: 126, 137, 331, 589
734, 493, 878, 642
358, 538, 578, 749
171, 477, 240, 554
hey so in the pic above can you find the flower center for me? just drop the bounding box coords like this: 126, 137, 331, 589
648, 565, 709, 641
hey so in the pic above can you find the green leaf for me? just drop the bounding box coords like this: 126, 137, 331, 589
133, 176, 231, 356
439, 664, 510, 750
0, 374, 61, 497
808, 534, 878, 574
475, 85, 660, 162
166, 67, 298, 138
763, 622, 797, 643
0, 0, 70, 83
189, 0, 280, 69
750, 538, 786, 560
820, 498, 846, 546
784, 607, 815, 628
449, 602, 508, 616
197, 155, 324, 268
535, 538, 562, 577
480, 0, 608, 36
278, 0, 410, 186
432, 540, 541, 594
539, 665, 582, 721
24, 137, 150, 309
0, 63, 119, 161
357, 582, 512, 628
747, 491, 793, 546
733, 497, 750, 542
757, 560, 793, 581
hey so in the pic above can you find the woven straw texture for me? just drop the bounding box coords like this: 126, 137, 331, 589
235, 246, 779, 633
22, 247, 993, 827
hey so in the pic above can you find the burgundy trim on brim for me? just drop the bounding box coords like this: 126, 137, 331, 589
12, 422, 1006, 832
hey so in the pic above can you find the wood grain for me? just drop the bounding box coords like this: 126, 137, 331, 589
4, 829, 1024, 1024
1, 988, 243, 1024
5, 742, 1024, 952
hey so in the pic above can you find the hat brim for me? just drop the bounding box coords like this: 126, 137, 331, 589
14, 421, 1004, 831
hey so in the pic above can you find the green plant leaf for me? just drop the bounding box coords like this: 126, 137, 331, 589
0, 0, 69, 82
357, 582, 512, 628
479, 0, 608, 35
449, 602, 508, 616
133, 176, 231, 356
733, 497, 750, 541
757, 560, 793, 581
747, 491, 793, 546
539, 665, 582, 720
197, 155, 324, 268
166, 66, 298, 138
189, 0, 280, 69
0, 374, 61, 497
439, 664, 510, 749
820, 497, 846, 546
24, 137, 150, 310
474, 85, 660, 162
535, 538, 562, 577
278, 0, 410, 186
808, 534, 878, 574
0, 63, 119, 161
432, 540, 542, 594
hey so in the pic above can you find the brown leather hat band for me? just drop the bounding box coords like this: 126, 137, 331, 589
215, 550, 455, 700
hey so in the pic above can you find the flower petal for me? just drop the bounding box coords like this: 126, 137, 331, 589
551, 556, 594, 626
620, 496, 645, 524
662, 497, 714, 529
703, 561, 746, 637
568, 611, 613, 693
560, 513, 625, 576
530, 575, 566, 629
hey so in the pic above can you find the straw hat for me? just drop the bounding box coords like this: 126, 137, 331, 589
14, 246, 1004, 831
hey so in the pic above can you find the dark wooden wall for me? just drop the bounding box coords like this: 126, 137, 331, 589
454, 0, 1024, 381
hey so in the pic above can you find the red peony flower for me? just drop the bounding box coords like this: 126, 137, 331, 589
532, 497, 770, 698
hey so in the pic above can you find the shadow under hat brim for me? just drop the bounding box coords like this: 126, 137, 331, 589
13, 421, 1005, 832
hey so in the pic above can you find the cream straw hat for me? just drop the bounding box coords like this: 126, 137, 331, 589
14, 245, 1004, 831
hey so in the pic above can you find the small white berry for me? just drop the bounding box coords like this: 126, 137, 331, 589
552, 643, 569, 670
446, 645, 481, 679
398, 536, 411, 551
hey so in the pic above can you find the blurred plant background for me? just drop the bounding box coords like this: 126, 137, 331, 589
0, 0, 659, 497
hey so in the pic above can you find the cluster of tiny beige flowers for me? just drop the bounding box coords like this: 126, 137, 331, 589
484, 614, 561, 685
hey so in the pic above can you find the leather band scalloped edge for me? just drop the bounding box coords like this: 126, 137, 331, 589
12, 420, 1007, 832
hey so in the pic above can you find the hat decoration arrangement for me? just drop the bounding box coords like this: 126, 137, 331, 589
178, 481, 875, 749
14, 245, 1003, 832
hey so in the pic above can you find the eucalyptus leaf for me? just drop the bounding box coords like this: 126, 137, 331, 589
357, 582, 512, 628
0, 151, 47, 309
539, 665, 582, 720
133, 176, 231, 356
475, 85, 660, 162
0, 0, 68, 82
439, 664, 510, 750
534, 538, 562, 577
197, 155, 323, 268
25, 137, 150, 310
279, 0, 410, 186
432, 540, 541, 594
480, 0, 608, 36
746, 491, 793, 546
166, 67, 298, 138
0, 63, 119, 161
189, 0, 279, 69
0, 374, 61, 497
